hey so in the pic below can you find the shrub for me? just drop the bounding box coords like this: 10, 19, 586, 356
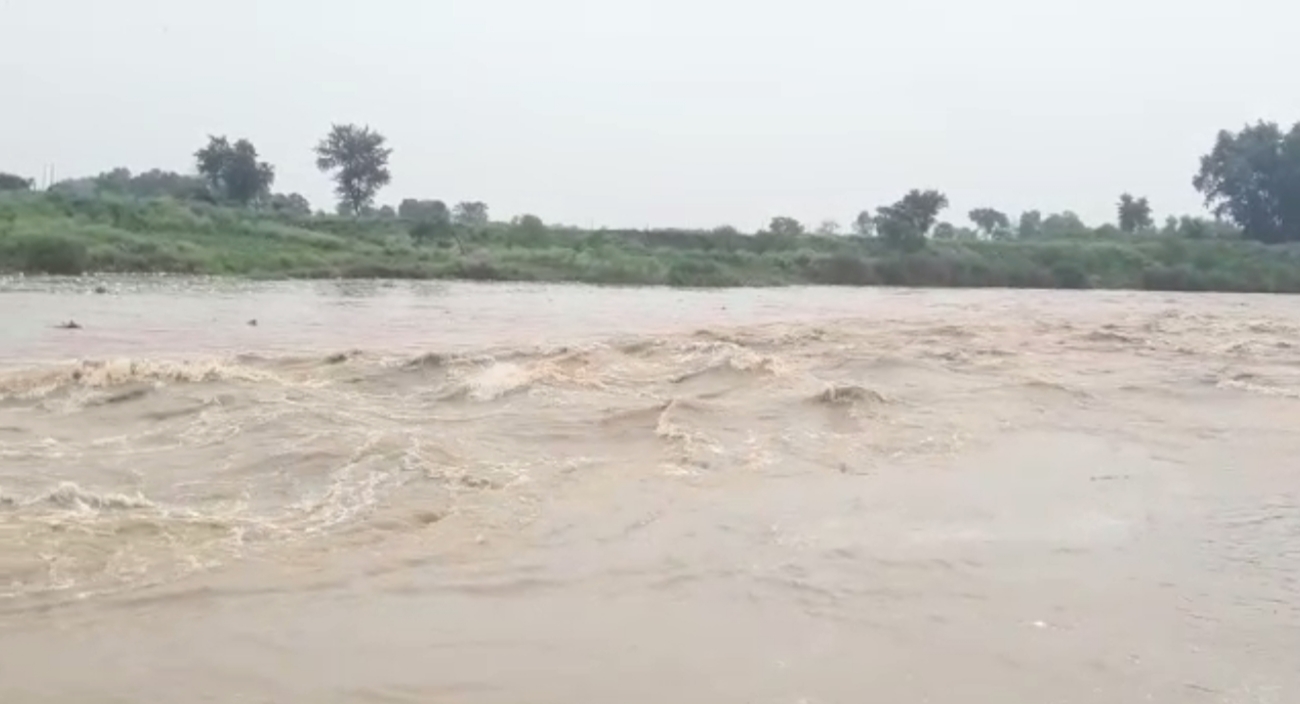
8, 234, 89, 274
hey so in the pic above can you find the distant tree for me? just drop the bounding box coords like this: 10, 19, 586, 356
315, 124, 392, 215
852, 211, 876, 237
968, 208, 1011, 238
815, 219, 842, 236
194, 137, 230, 193
512, 213, 547, 237
932, 222, 957, 240
876, 189, 948, 251
1159, 215, 1179, 237
1018, 210, 1042, 239
130, 169, 209, 200
1117, 193, 1153, 234
194, 136, 275, 205
398, 199, 450, 223
453, 201, 490, 228
52, 168, 208, 200
1193, 120, 1300, 243
377, 205, 397, 219
1040, 211, 1089, 238
268, 192, 312, 216
767, 216, 805, 237
713, 224, 740, 236
0, 172, 34, 191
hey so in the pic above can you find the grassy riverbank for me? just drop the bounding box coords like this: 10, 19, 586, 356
3, 192, 1300, 292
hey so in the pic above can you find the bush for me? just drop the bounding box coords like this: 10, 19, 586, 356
4, 191, 1300, 292
7, 234, 89, 274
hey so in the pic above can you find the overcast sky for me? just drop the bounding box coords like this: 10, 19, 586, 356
4, 0, 1299, 230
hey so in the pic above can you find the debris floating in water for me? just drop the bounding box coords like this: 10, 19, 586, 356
56, 320, 82, 330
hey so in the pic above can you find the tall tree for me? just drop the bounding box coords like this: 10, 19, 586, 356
194, 137, 232, 193
1193, 121, 1300, 243
194, 136, 275, 205
876, 189, 949, 251
1117, 193, 1153, 234
968, 208, 1011, 238
315, 124, 392, 215
767, 216, 805, 237
453, 201, 490, 228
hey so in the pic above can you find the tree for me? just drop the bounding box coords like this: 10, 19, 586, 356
398, 199, 450, 223
875, 189, 948, 251
1117, 193, 1153, 234
767, 216, 805, 237
1040, 211, 1088, 238
932, 222, 957, 240
1018, 210, 1042, 239
815, 219, 841, 236
1193, 121, 1300, 243
194, 137, 231, 193
512, 214, 547, 237
1159, 215, 1179, 237
315, 124, 392, 215
852, 211, 876, 237
194, 136, 275, 205
968, 208, 1011, 239
269, 192, 312, 216
453, 201, 490, 228
51, 168, 209, 200
0, 172, 34, 191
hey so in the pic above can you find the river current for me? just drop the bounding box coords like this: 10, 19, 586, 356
1, 277, 1297, 703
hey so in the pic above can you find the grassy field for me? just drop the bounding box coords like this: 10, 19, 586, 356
3, 191, 1300, 292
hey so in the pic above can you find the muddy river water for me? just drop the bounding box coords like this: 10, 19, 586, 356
0, 277, 1297, 703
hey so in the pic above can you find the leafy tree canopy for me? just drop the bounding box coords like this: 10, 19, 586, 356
968, 208, 1011, 238
453, 201, 490, 228
315, 124, 392, 215
876, 189, 948, 251
1117, 193, 1154, 234
1193, 121, 1300, 243
767, 216, 805, 237
195, 136, 275, 205
0, 172, 33, 192
399, 198, 450, 223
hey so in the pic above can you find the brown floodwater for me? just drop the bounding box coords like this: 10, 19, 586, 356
0, 276, 1297, 703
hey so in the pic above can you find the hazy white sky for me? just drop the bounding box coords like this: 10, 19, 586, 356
4, 0, 1299, 230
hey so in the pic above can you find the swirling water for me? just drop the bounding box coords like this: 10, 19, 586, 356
1, 277, 1297, 703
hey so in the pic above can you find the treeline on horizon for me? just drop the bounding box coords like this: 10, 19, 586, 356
2, 120, 1300, 292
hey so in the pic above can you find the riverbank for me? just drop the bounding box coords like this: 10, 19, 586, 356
3, 192, 1300, 292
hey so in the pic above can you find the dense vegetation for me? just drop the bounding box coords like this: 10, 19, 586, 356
2, 119, 1300, 292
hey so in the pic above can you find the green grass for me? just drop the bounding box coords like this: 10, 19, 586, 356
3, 191, 1300, 293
